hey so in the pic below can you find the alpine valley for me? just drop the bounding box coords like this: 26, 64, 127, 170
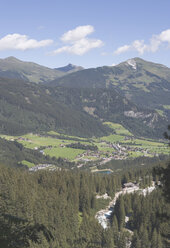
0, 56, 169, 168
0, 56, 170, 248
0, 56, 169, 139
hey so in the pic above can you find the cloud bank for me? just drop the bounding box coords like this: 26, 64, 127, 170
114, 29, 170, 55
0, 34, 53, 51
52, 25, 103, 55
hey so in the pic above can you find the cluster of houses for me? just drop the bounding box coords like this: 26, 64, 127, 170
17, 137, 32, 142
75, 141, 151, 163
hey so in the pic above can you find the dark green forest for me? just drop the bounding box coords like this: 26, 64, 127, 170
0, 57, 169, 248
0, 77, 110, 137
0, 138, 72, 169
0, 161, 169, 248
0, 75, 168, 139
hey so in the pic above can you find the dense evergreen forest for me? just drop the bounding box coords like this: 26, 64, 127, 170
0, 77, 110, 137
112, 189, 170, 247
0, 138, 72, 169
0, 161, 169, 248
0, 48, 170, 248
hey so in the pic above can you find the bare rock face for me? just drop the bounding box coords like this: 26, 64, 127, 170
124, 110, 164, 129
124, 110, 152, 119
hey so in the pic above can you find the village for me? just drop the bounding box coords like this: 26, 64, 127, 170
5, 130, 166, 172
27, 139, 155, 172
75, 140, 153, 163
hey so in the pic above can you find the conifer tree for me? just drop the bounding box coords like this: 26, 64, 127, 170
115, 196, 125, 230
151, 228, 157, 248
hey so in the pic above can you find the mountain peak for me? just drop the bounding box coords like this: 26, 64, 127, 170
126, 58, 137, 70
4, 56, 21, 62
55, 63, 84, 73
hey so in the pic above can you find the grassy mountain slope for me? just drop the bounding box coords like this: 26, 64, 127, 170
111, 58, 170, 110
50, 86, 167, 138
50, 57, 170, 108
0, 77, 110, 137
0, 57, 169, 139
49, 57, 170, 135
0, 57, 66, 83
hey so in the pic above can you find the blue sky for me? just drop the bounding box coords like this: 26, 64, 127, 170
0, 0, 170, 68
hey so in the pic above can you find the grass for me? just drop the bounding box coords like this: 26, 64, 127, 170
0, 122, 169, 163
48, 130, 88, 141
156, 109, 165, 117
21, 160, 35, 168
21, 134, 65, 147
98, 147, 115, 152
133, 138, 166, 147
0, 134, 17, 140
44, 147, 85, 160
128, 151, 149, 158
100, 134, 125, 142
163, 105, 170, 110
132, 83, 150, 92
103, 122, 133, 136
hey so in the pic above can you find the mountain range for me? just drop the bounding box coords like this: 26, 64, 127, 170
0, 56, 169, 139
0, 57, 83, 84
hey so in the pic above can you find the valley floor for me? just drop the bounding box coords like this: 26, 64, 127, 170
0, 122, 169, 171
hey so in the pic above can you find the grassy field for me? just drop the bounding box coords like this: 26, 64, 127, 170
103, 122, 133, 136
0, 122, 169, 165
44, 147, 85, 160
163, 105, 170, 110
22, 134, 65, 147
21, 160, 35, 168
100, 134, 125, 143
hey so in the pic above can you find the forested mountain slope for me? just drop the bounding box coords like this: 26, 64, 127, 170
0, 164, 169, 248
50, 86, 167, 138
50, 57, 170, 121
0, 57, 169, 139
0, 138, 69, 168
0, 77, 110, 137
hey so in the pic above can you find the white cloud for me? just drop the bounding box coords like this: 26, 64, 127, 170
0, 33, 53, 51
159, 29, 170, 42
51, 25, 104, 55
114, 45, 131, 54
132, 40, 147, 54
114, 29, 170, 55
149, 35, 161, 52
53, 38, 103, 55
61, 25, 94, 42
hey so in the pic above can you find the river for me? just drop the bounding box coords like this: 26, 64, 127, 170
95, 182, 155, 229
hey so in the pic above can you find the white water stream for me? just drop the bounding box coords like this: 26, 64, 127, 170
95, 182, 155, 229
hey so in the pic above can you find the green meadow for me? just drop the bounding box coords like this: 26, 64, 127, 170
44, 147, 85, 160
103, 122, 133, 136
0, 122, 169, 165
21, 160, 35, 168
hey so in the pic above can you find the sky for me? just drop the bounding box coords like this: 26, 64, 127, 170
0, 0, 170, 68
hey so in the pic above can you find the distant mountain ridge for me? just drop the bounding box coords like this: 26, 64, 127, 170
55, 63, 84, 73
50, 57, 170, 122
0, 56, 66, 83
0, 57, 84, 84
0, 56, 169, 139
